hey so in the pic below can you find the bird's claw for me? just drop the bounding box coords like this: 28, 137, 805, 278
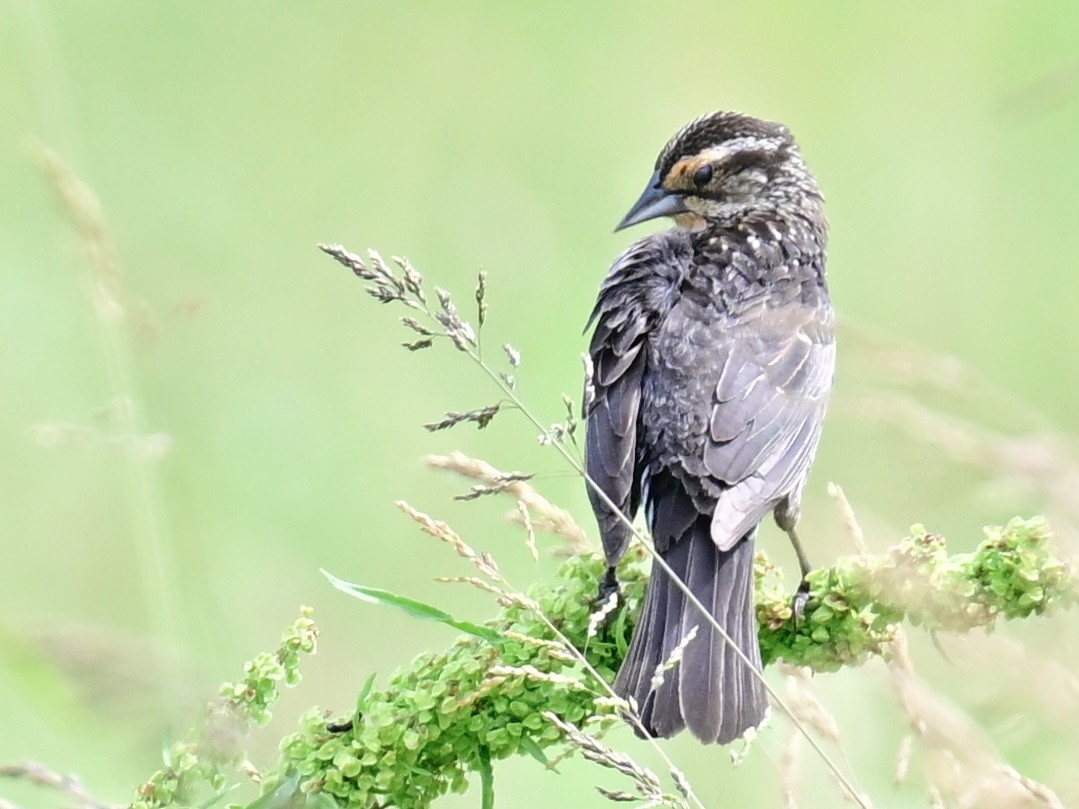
590, 567, 623, 630
595, 566, 620, 601
791, 578, 811, 625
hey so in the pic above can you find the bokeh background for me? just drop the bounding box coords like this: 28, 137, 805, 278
4, 2, 1079, 807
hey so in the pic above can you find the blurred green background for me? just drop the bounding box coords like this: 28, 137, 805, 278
4, 2, 1079, 807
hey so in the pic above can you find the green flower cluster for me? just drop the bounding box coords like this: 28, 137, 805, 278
965, 517, 1074, 620
757, 516, 1076, 670
260, 519, 1073, 809
132, 609, 318, 809
755, 549, 902, 672
276, 553, 642, 808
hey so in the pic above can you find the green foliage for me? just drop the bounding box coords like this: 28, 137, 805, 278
131, 610, 318, 809
967, 517, 1073, 619
93, 516, 1072, 809
255, 518, 1073, 809
274, 553, 622, 809
757, 516, 1076, 671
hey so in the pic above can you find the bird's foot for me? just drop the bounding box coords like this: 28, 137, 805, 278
791, 577, 812, 625
590, 567, 623, 630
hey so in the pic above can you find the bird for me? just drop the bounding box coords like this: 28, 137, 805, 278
584, 110, 834, 744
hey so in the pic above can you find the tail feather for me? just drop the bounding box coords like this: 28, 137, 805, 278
614, 511, 766, 744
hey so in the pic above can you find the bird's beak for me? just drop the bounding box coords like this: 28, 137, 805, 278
615, 169, 689, 231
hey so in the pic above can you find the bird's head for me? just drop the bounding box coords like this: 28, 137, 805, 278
616, 111, 822, 232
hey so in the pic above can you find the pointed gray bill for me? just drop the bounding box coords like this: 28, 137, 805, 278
615, 169, 690, 231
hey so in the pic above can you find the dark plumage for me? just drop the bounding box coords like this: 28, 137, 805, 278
585, 111, 834, 744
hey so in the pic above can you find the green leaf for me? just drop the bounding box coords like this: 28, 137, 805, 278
519, 735, 552, 769
322, 570, 503, 643
355, 672, 377, 714
195, 786, 236, 809
245, 774, 304, 809
303, 795, 340, 809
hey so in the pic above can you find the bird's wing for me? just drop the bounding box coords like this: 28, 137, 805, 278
585, 232, 689, 565
703, 299, 836, 550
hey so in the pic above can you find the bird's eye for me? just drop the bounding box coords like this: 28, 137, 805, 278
692, 165, 713, 187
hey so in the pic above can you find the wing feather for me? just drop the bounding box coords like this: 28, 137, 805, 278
585, 231, 691, 565
705, 302, 835, 550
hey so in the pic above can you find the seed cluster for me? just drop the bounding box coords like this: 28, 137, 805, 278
266, 518, 1072, 808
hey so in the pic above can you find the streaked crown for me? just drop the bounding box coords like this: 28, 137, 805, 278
617, 111, 822, 231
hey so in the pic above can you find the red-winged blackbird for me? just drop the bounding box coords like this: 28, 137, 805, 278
585, 111, 834, 744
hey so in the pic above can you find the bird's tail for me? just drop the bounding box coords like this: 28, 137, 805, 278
614, 512, 767, 744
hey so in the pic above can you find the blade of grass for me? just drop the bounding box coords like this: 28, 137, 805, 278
322, 570, 503, 644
